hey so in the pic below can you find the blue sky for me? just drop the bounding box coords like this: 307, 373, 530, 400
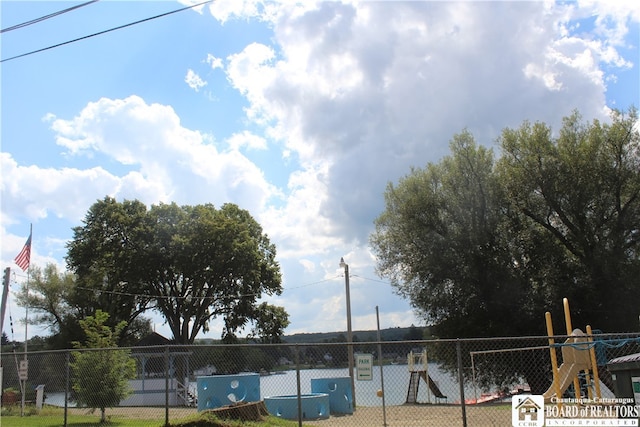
1, 0, 638, 341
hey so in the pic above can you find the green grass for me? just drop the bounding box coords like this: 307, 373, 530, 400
0, 405, 313, 427
0, 406, 153, 427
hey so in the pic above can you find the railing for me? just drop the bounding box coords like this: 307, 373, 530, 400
175, 379, 196, 407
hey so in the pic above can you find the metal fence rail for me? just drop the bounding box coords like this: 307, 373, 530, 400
2, 332, 640, 426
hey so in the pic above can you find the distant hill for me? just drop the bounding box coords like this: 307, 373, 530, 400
282, 326, 429, 343
192, 326, 431, 345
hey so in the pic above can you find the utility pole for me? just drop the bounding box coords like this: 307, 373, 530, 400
339, 257, 356, 408
1, 267, 10, 334
1, 267, 10, 396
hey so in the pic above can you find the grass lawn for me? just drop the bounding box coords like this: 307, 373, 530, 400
0, 405, 312, 427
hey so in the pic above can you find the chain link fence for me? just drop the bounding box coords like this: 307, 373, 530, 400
2, 332, 640, 426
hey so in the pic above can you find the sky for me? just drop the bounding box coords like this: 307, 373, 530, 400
1, 0, 639, 342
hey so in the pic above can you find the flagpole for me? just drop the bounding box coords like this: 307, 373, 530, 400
24, 225, 30, 355
17, 223, 32, 417
22, 264, 29, 416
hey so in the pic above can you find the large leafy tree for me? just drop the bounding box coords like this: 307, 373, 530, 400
67, 198, 284, 345
497, 109, 640, 332
370, 109, 640, 392
146, 202, 283, 344
371, 130, 527, 338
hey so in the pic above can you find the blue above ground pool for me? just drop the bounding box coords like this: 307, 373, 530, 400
196, 373, 260, 411
264, 393, 330, 420
311, 377, 353, 414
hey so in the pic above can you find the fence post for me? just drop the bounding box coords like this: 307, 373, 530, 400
165, 345, 170, 427
295, 343, 302, 427
376, 306, 388, 427
64, 350, 70, 427
457, 339, 467, 427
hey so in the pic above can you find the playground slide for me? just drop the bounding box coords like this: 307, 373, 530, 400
419, 371, 447, 399
542, 362, 583, 401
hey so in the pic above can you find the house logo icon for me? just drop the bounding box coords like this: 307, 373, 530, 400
512, 395, 544, 427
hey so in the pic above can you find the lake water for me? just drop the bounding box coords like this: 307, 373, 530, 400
46, 363, 483, 408
256, 363, 476, 407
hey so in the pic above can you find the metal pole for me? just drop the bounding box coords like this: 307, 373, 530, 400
340, 258, 356, 409
376, 306, 387, 426
1, 267, 10, 337
21, 268, 29, 417
295, 344, 302, 427
0, 267, 9, 397
457, 339, 467, 427
64, 351, 69, 427
165, 346, 169, 427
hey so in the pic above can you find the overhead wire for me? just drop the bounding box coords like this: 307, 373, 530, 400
73, 275, 346, 301
1, 0, 214, 63
9, 272, 392, 302
1, 0, 100, 34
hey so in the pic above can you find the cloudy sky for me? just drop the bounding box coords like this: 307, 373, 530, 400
1, 1, 638, 341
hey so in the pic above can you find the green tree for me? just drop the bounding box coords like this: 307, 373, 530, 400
13, 264, 82, 348
70, 310, 136, 423
370, 109, 640, 392
497, 109, 640, 332
145, 202, 284, 344
15, 263, 152, 348
403, 325, 425, 341
66, 198, 154, 344
67, 199, 285, 345
371, 130, 523, 338
248, 302, 291, 344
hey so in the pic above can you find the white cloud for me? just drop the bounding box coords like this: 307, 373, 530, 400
206, 54, 224, 70
227, 131, 267, 151
226, 42, 278, 124
185, 69, 208, 92
221, 1, 636, 248
47, 95, 278, 213
0, 152, 124, 223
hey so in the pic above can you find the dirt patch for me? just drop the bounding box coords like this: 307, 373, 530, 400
304, 404, 511, 427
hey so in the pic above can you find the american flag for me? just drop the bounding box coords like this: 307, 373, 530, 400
14, 232, 31, 272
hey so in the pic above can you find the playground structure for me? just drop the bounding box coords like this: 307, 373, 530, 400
543, 298, 602, 403
406, 349, 447, 404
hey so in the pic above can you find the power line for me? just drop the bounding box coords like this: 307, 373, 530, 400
1, 0, 214, 63
351, 275, 391, 286
284, 276, 342, 291
11, 271, 388, 304
73, 275, 344, 301
1, 0, 100, 34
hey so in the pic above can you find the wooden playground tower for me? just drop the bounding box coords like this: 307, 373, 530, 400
544, 298, 602, 403
406, 349, 447, 404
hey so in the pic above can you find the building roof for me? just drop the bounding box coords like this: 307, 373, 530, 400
134, 332, 173, 347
